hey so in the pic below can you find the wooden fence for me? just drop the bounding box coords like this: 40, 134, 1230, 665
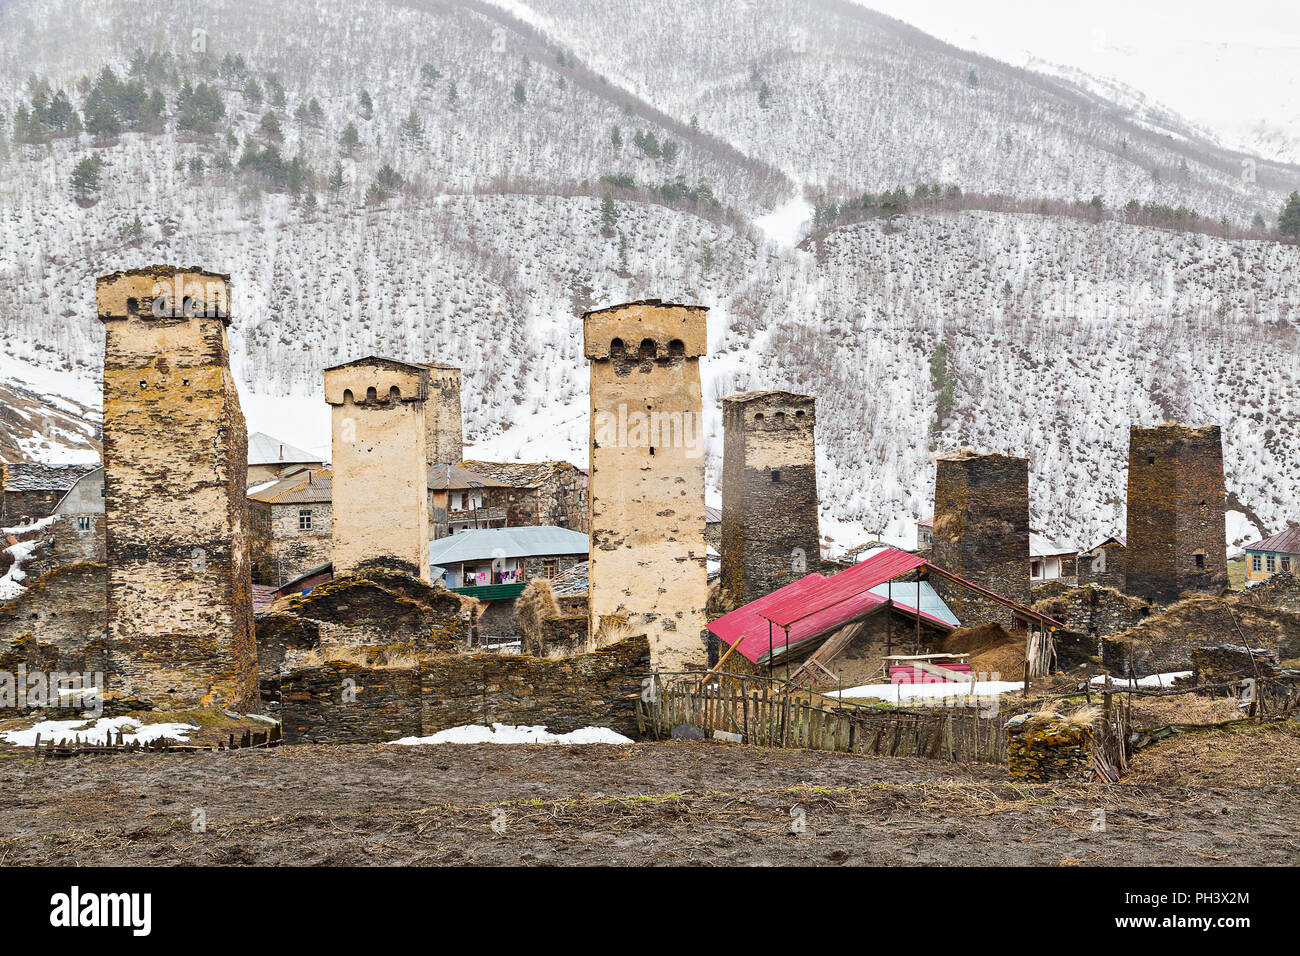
635, 672, 1011, 764
32, 724, 282, 758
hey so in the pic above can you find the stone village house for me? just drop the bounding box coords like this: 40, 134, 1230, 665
1244, 527, 1300, 584
249, 468, 332, 587
460, 460, 589, 535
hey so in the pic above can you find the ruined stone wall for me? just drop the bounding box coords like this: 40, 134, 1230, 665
1239, 573, 1300, 615
585, 301, 709, 672
97, 266, 256, 710
325, 359, 430, 580
278, 634, 650, 743
424, 364, 463, 470
0, 562, 107, 675
721, 391, 819, 605
930, 451, 1030, 626
1126, 424, 1227, 604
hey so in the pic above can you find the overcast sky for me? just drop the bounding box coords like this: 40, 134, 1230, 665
856, 0, 1300, 155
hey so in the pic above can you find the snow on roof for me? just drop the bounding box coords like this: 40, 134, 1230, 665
1030, 532, 1076, 558
1244, 527, 1300, 555
247, 432, 322, 467
428, 526, 588, 566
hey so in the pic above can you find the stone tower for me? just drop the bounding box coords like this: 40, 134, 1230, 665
931, 450, 1031, 622
1125, 423, 1227, 603
324, 357, 431, 581
96, 265, 257, 709
422, 362, 463, 469
585, 300, 709, 671
720, 391, 820, 605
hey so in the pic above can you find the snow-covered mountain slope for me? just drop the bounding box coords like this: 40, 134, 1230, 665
0, 0, 1297, 555
500, 0, 1297, 223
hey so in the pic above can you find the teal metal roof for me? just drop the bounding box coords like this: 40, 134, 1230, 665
868, 580, 960, 628
428, 526, 588, 566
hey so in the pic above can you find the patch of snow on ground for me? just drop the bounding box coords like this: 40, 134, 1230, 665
754, 195, 813, 247
826, 679, 1025, 703
0, 538, 43, 602
1090, 671, 1190, 689
391, 723, 633, 745
0, 716, 195, 747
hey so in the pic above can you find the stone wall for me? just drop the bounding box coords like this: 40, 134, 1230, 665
264, 571, 479, 654
1239, 572, 1300, 616
930, 450, 1030, 626
325, 357, 431, 580
1077, 542, 1127, 589
97, 265, 256, 710
1125, 424, 1227, 604
423, 364, 463, 469
278, 633, 651, 743
1101, 594, 1300, 674
0, 562, 107, 674
585, 300, 709, 672
1005, 712, 1093, 781
49, 514, 105, 566
720, 391, 820, 606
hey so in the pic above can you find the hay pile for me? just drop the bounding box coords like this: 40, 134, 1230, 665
1005, 707, 1097, 782
941, 622, 1025, 678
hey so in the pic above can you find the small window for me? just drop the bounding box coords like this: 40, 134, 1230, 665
1147, 456, 1155, 465
1282, 557, 1292, 573
771, 469, 781, 482
1267, 555, 1277, 573
1031, 560, 1042, 578
1252, 554, 1262, 572
76, 517, 92, 532
1194, 553, 1205, 569
298, 509, 313, 531
543, 558, 560, 578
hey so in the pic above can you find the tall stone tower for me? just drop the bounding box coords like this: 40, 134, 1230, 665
1125, 423, 1227, 603
720, 391, 820, 605
324, 357, 431, 581
96, 265, 257, 709
422, 362, 463, 469
585, 300, 709, 671
931, 450, 1031, 622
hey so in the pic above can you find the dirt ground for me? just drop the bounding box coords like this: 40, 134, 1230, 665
1, 729, 1298, 866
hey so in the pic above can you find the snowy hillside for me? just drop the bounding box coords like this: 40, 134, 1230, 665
501, 0, 1297, 222
0, 0, 1298, 556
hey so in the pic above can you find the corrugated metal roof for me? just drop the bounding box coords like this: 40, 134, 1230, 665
248, 432, 322, 467
427, 526, 588, 566
707, 564, 958, 665
248, 469, 332, 504
868, 581, 960, 628
760, 548, 927, 627
1246, 526, 1300, 555
705, 506, 722, 524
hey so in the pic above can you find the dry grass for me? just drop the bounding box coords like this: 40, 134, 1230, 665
296, 643, 420, 669
1126, 720, 1300, 788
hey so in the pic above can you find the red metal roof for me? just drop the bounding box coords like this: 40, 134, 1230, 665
760, 549, 926, 628
708, 546, 1063, 664
1246, 526, 1300, 556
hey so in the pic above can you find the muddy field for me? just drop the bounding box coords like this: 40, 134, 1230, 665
1, 727, 1297, 866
